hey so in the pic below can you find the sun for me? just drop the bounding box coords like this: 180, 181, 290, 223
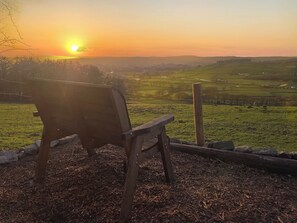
71, 45, 79, 52
66, 38, 85, 54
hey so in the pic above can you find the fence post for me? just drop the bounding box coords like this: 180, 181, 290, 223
193, 83, 205, 146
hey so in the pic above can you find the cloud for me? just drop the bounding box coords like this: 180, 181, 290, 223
77, 46, 87, 52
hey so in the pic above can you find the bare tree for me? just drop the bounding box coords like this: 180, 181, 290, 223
0, 0, 28, 53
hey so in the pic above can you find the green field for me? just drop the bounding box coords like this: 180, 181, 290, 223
1, 58, 297, 152
0, 103, 43, 150
1, 103, 296, 152
124, 59, 297, 103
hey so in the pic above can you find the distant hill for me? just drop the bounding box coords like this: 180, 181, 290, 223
75, 56, 232, 72
204, 58, 297, 81
122, 57, 297, 105
73, 56, 297, 73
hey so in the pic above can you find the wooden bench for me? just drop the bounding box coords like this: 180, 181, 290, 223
27, 78, 174, 222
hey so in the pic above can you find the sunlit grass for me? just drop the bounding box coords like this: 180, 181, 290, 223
0, 103, 42, 150
1, 103, 296, 152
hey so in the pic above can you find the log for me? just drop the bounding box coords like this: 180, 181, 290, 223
170, 143, 297, 176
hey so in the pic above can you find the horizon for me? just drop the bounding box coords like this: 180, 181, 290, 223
3, 55, 297, 59
6, 53, 297, 58
2, 0, 297, 57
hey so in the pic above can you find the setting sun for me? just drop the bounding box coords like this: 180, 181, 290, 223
65, 37, 85, 55
71, 45, 79, 52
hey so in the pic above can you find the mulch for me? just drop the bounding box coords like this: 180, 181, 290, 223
1, 142, 296, 223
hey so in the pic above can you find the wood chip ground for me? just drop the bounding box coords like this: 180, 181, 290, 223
1, 143, 296, 223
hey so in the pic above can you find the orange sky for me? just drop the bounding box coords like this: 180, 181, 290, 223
3, 0, 297, 57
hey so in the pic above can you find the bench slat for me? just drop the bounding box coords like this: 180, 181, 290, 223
28, 78, 131, 147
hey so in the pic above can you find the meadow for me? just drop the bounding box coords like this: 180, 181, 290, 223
124, 59, 297, 104
1, 58, 296, 152
1, 103, 296, 152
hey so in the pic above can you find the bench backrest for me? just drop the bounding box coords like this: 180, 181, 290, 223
28, 79, 131, 147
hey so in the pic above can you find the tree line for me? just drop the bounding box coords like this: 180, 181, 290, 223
0, 57, 126, 102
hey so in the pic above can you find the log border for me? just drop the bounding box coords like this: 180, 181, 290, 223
170, 143, 297, 176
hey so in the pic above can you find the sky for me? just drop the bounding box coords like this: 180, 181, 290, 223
4, 0, 297, 57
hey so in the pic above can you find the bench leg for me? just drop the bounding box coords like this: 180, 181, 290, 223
86, 147, 96, 156
120, 136, 143, 223
79, 136, 96, 157
35, 128, 52, 183
158, 128, 174, 183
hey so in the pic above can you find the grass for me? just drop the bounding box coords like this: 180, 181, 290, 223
0, 103, 43, 150
1, 103, 297, 152
124, 59, 297, 102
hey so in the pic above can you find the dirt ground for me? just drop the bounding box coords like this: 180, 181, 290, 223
1, 143, 296, 223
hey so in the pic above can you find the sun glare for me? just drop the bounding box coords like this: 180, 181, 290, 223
71, 45, 79, 52
66, 37, 85, 55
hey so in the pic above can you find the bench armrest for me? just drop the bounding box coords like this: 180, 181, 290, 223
129, 114, 174, 137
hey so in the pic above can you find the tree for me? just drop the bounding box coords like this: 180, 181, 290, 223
0, 0, 28, 53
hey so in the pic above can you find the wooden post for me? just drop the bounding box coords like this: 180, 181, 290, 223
193, 83, 205, 146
